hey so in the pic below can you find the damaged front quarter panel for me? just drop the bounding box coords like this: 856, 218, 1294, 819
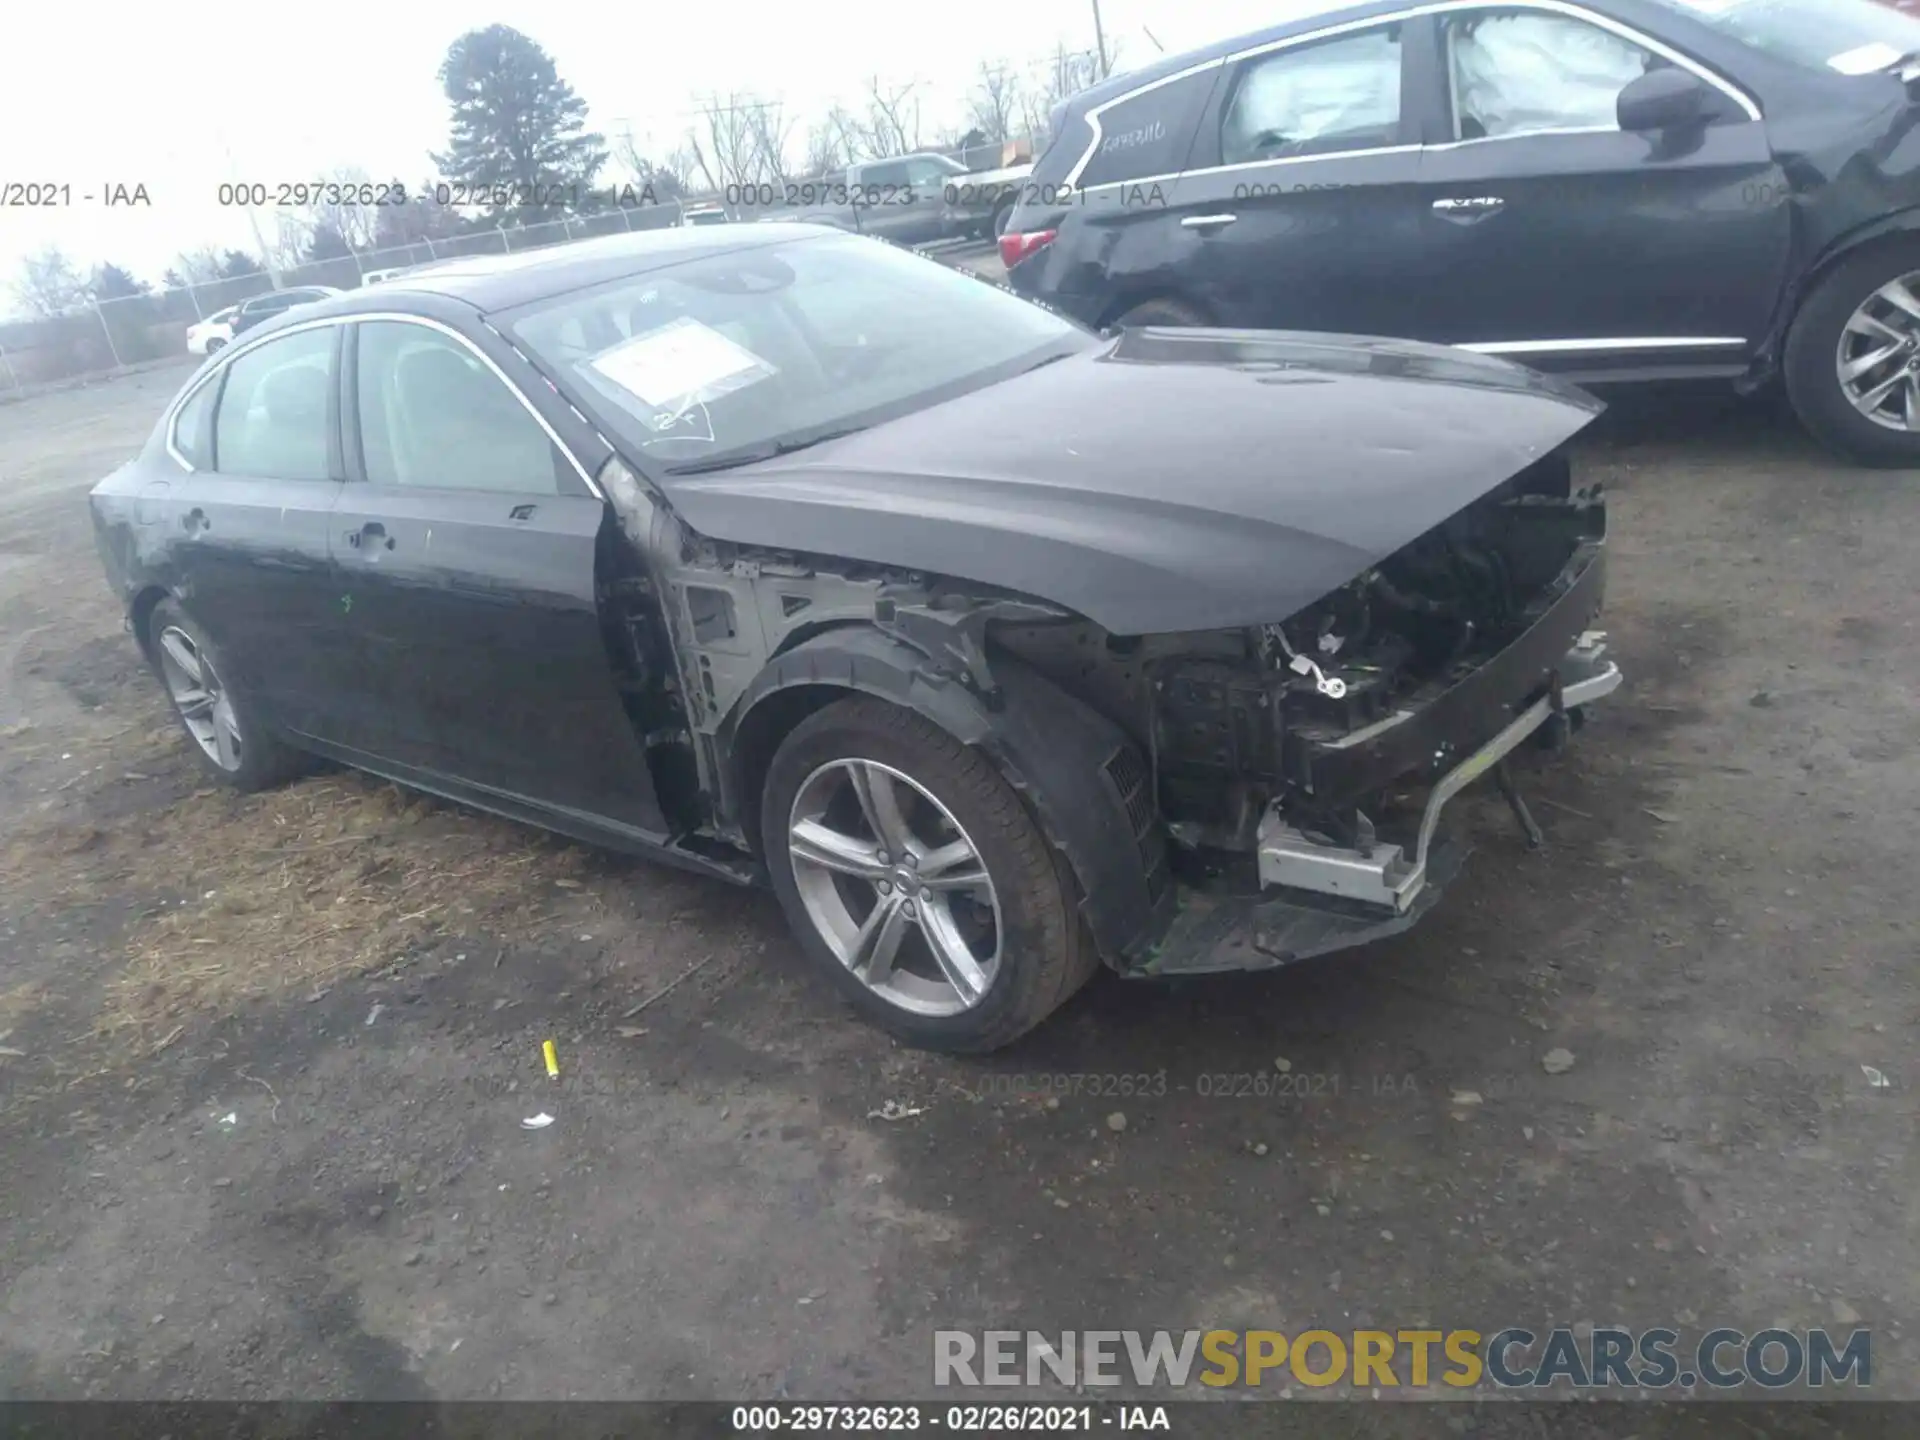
599, 457, 1177, 962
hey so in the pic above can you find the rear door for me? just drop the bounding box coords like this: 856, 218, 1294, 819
1120, 15, 1426, 337
330, 316, 667, 836
1408, 5, 1791, 368
166, 322, 353, 738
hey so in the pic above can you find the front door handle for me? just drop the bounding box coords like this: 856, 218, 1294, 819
181, 507, 211, 536
1432, 196, 1505, 223
1181, 213, 1239, 230
346, 521, 394, 552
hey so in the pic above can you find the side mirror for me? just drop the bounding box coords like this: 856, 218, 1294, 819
1618, 68, 1710, 134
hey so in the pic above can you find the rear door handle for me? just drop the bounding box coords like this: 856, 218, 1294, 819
345, 521, 393, 552
182, 507, 210, 536
1181, 213, 1239, 230
1432, 196, 1505, 222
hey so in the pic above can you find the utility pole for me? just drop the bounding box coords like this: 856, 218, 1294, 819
1090, 0, 1110, 77
219, 131, 283, 287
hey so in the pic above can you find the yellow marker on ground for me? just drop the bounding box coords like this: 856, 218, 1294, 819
543, 1039, 560, 1079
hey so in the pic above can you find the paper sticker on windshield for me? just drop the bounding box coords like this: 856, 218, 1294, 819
588, 317, 775, 415
1828, 42, 1904, 75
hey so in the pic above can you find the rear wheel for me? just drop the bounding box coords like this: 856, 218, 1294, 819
146, 598, 306, 791
761, 696, 1094, 1053
1112, 297, 1209, 329
990, 198, 1016, 239
1784, 245, 1920, 466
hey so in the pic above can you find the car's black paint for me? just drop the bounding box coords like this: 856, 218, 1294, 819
1005, 0, 1920, 390
89, 227, 1610, 1008
662, 325, 1600, 635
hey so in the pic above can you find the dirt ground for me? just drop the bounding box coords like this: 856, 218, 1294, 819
0, 356, 1916, 1424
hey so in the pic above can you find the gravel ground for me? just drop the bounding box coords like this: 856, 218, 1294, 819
0, 358, 1914, 1430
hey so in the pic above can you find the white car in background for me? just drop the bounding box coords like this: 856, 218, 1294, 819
185, 306, 239, 356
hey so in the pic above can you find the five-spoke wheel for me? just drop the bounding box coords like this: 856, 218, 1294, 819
1786, 246, 1920, 466
787, 758, 1002, 1017
156, 622, 244, 772
762, 695, 1096, 1052
145, 597, 306, 791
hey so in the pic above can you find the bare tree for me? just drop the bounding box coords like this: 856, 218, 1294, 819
13, 245, 87, 317
741, 98, 795, 184
686, 92, 764, 193
968, 62, 1021, 144
1019, 44, 1110, 143
860, 78, 922, 158
658, 143, 698, 194
611, 123, 649, 186
304, 167, 380, 252
267, 212, 314, 274
800, 112, 854, 178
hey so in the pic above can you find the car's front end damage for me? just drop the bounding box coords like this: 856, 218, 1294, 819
990, 448, 1616, 975
597, 326, 1622, 979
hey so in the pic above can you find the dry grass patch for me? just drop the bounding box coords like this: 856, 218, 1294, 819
1, 748, 603, 1048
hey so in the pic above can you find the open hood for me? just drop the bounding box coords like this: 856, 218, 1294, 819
660, 328, 1604, 635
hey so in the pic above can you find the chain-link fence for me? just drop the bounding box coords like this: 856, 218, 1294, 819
0, 199, 695, 395
0, 119, 1050, 398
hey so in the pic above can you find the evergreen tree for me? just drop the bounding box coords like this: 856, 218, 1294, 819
433, 26, 607, 226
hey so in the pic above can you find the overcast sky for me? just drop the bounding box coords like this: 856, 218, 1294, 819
2, 0, 1300, 301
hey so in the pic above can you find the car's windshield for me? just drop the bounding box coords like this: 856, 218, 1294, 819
1649, 0, 1920, 74
506, 232, 1090, 472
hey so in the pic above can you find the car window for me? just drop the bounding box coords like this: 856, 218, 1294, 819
1444, 11, 1657, 140
906, 157, 956, 186
1075, 66, 1219, 187
862, 160, 907, 187
506, 232, 1089, 471
212, 326, 335, 481
1223, 27, 1403, 165
171, 377, 216, 468
355, 321, 561, 494
1647, 0, 1920, 76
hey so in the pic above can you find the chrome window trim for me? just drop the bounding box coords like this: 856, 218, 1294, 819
161, 311, 601, 498
1458, 335, 1746, 354
1062, 0, 1761, 192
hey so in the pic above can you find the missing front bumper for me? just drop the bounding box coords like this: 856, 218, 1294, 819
1138, 635, 1622, 977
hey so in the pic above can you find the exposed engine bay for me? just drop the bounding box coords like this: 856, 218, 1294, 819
992, 447, 1607, 857
596, 442, 1609, 955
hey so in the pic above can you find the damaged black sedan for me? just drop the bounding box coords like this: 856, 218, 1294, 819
90, 226, 1620, 1052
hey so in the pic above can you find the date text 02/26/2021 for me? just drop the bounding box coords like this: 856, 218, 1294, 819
214, 180, 657, 209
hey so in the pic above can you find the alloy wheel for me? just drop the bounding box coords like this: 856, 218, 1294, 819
1836, 272, 1920, 431
786, 758, 1002, 1017
156, 624, 243, 771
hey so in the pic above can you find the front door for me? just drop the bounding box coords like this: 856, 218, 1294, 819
1409, 5, 1792, 369
330, 317, 667, 837
1159, 16, 1425, 338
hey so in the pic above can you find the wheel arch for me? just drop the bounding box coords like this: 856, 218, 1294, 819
129, 584, 171, 664
1095, 288, 1215, 332
719, 625, 1173, 965
1754, 210, 1920, 384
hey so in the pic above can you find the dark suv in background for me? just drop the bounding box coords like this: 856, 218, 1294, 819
1001, 0, 1920, 465
229, 286, 343, 338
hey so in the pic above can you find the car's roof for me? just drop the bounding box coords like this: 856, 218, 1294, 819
318, 223, 840, 315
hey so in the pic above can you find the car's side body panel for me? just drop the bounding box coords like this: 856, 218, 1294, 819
1007, 0, 1920, 387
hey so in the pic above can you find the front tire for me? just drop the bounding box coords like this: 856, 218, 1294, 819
146, 599, 307, 792
1784, 245, 1920, 466
761, 696, 1094, 1053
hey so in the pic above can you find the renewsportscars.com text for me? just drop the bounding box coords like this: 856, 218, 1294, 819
934, 1328, 1871, 1391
